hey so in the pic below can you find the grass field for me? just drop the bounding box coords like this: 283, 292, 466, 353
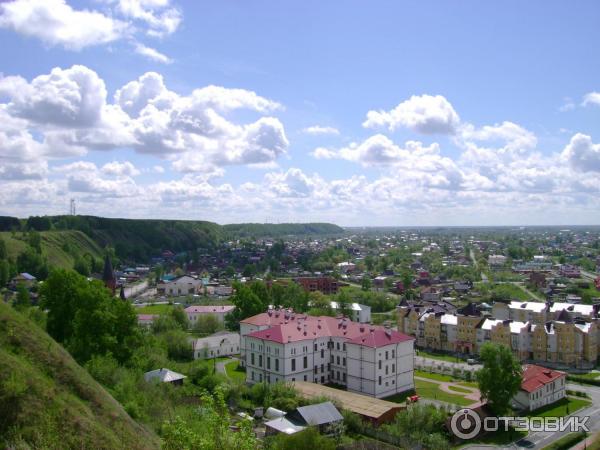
415, 379, 473, 406
540, 432, 587, 450
528, 397, 591, 418
446, 385, 475, 394
134, 304, 174, 314
224, 360, 246, 383
414, 370, 477, 388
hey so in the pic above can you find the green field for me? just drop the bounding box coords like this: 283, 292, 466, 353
415, 379, 473, 406
446, 385, 475, 394
134, 304, 174, 314
528, 397, 591, 418
540, 432, 587, 450
224, 360, 246, 383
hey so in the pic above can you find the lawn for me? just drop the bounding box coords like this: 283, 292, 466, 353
454, 428, 527, 449
446, 385, 474, 394
415, 370, 478, 386
415, 379, 473, 406
527, 397, 591, 418
224, 360, 246, 383
134, 304, 174, 314
570, 371, 600, 380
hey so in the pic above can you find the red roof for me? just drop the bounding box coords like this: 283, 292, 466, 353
245, 312, 414, 347
137, 314, 159, 321
520, 364, 566, 393
185, 305, 235, 313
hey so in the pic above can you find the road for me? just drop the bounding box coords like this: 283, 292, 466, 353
123, 280, 149, 299
462, 383, 600, 450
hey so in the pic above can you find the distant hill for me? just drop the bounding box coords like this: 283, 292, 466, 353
222, 222, 344, 237
0, 215, 343, 264
0, 302, 160, 449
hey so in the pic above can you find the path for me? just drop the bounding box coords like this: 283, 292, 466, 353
414, 376, 482, 408
511, 282, 544, 302
215, 356, 239, 379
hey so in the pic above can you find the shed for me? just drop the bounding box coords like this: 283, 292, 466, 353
144, 368, 186, 385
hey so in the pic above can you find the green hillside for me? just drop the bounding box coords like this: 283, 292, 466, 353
0, 301, 161, 450
1, 230, 104, 269
222, 222, 344, 237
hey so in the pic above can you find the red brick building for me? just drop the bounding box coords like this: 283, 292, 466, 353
293, 276, 341, 295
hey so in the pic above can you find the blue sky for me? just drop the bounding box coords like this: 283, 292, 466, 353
1, 0, 600, 225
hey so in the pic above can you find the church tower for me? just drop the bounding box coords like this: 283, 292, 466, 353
102, 254, 116, 295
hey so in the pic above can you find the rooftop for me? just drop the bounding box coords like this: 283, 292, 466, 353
520, 364, 565, 393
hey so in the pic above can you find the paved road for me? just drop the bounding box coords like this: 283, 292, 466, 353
123, 280, 149, 298
462, 383, 600, 450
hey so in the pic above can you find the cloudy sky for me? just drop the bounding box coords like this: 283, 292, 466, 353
1, 0, 600, 226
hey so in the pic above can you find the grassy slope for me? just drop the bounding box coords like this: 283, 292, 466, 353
0, 302, 160, 450
1, 230, 104, 269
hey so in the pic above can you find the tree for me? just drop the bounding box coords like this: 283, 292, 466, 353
242, 264, 256, 278
266, 428, 336, 450
336, 289, 353, 317
193, 314, 223, 335
0, 260, 10, 287
13, 283, 31, 310
361, 275, 372, 291
73, 256, 91, 276
225, 282, 267, 330
16, 247, 48, 279
476, 343, 522, 415
40, 269, 139, 364
28, 231, 42, 254
0, 237, 7, 259
161, 387, 256, 450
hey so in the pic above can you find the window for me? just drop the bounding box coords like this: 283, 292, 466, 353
275, 359, 279, 371
330, 355, 334, 363
385, 365, 388, 375
321, 349, 324, 358
303, 356, 308, 369
314, 365, 318, 373
343, 373, 346, 382
292, 359, 296, 371
259, 373, 263, 382
259, 355, 262, 367
251, 353, 255, 365
267, 357, 271, 369
304, 375, 307, 381
378, 376, 382, 385
337, 356, 340, 365
343, 357, 346, 366
314, 343, 318, 351
343, 343, 346, 351
392, 349, 395, 358
378, 360, 382, 370
385, 351, 389, 360
251, 371, 255, 381
337, 371, 340, 380
321, 364, 324, 372
392, 363, 395, 373
337, 342, 340, 350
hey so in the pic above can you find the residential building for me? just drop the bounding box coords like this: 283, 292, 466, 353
158, 275, 203, 296
512, 365, 566, 411
137, 314, 158, 327
559, 264, 581, 278
241, 309, 414, 398
9, 272, 37, 289
293, 277, 341, 295
329, 301, 371, 323
192, 331, 240, 359
185, 305, 235, 324
488, 255, 507, 267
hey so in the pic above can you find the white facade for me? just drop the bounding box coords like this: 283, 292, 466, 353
330, 301, 371, 323
192, 331, 240, 359
512, 369, 566, 411
242, 314, 415, 399
185, 305, 235, 324
162, 275, 203, 296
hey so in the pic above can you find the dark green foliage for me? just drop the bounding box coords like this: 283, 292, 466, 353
17, 246, 49, 279
73, 255, 91, 276
476, 343, 523, 415
26, 216, 52, 231
0, 259, 10, 287
382, 403, 450, 449
265, 427, 336, 450
0, 216, 20, 231
40, 269, 140, 364
223, 222, 343, 238
13, 283, 30, 310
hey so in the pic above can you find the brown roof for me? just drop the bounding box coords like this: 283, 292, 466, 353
521, 364, 566, 393
292, 381, 404, 420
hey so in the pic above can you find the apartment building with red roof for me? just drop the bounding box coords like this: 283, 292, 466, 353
240, 308, 415, 398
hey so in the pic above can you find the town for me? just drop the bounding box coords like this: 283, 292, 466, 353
4, 222, 600, 449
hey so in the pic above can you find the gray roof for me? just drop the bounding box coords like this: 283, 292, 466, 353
295, 401, 343, 426
144, 368, 186, 383
264, 417, 306, 435
192, 331, 240, 350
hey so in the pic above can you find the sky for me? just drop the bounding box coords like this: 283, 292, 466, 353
1, 0, 600, 226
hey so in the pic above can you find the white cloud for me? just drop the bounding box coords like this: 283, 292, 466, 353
101, 161, 141, 177
302, 125, 340, 135
134, 43, 173, 64
363, 94, 460, 134
561, 133, 600, 172
0, 65, 107, 127
458, 121, 537, 154
109, 0, 182, 37
0, 0, 128, 50
582, 92, 600, 107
